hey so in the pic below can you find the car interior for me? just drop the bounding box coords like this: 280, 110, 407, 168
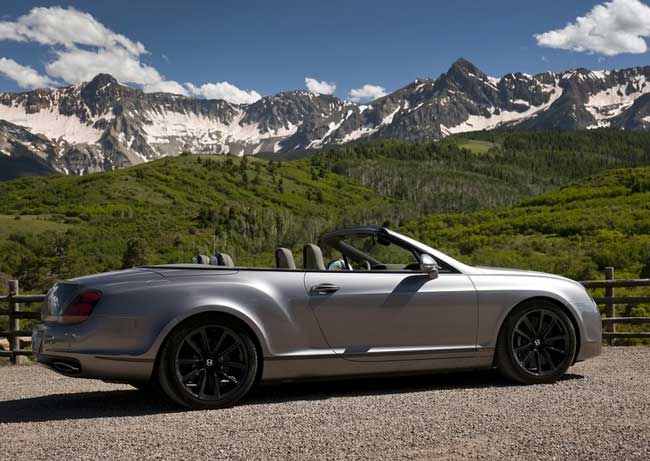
189, 228, 453, 273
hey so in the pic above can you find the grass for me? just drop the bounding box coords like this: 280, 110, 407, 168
455, 139, 498, 154
0, 215, 69, 238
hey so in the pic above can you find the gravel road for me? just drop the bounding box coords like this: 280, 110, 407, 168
0, 347, 649, 460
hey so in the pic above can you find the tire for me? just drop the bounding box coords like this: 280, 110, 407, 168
157, 316, 259, 409
129, 382, 155, 392
495, 300, 577, 384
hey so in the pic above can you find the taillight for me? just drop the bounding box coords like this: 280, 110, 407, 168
62, 290, 102, 323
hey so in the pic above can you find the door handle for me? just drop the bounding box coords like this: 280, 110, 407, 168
310, 283, 340, 295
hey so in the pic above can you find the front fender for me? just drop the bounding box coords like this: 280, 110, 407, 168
470, 274, 596, 348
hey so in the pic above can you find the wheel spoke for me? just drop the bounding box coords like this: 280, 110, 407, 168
200, 328, 211, 355
222, 361, 246, 369
212, 371, 221, 398
185, 337, 204, 358
178, 358, 201, 366
182, 367, 204, 383
546, 345, 566, 355
218, 339, 242, 359
540, 318, 557, 339
538, 312, 545, 336
210, 330, 227, 354
542, 349, 555, 370
198, 369, 208, 395
521, 349, 535, 367
535, 350, 542, 374
218, 371, 239, 385
515, 328, 532, 342
522, 316, 538, 337
545, 335, 568, 343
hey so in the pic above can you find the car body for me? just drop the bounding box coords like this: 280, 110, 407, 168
33, 226, 602, 408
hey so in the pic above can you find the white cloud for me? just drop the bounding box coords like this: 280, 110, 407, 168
348, 84, 387, 102
0, 57, 54, 89
305, 77, 336, 95
186, 82, 261, 104
0, 6, 264, 101
535, 0, 650, 56
46, 47, 163, 86
0, 6, 145, 55
0, 6, 186, 95
143, 80, 188, 96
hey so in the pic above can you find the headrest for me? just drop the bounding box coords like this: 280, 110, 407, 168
210, 252, 235, 267
303, 244, 326, 270
275, 248, 296, 269
192, 254, 210, 265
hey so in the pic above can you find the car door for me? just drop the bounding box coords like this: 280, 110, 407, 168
304, 270, 478, 362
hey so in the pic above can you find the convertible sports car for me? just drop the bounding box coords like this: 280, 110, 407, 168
33, 226, 602, 409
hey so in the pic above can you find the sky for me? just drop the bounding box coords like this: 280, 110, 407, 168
1, 0, 650, 103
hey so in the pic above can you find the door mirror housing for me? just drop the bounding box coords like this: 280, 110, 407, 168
419, 254, 439, 279
326, 259, 347, 271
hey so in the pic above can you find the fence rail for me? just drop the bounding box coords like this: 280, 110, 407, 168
579, 267, 650, 344
0, 280, 45, 363
1, 267, 649, 363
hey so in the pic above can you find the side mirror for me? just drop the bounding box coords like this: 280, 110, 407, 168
326, 259, 347, 271
419, 254, 439, 279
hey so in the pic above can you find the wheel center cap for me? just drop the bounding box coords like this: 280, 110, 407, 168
206, 358, 214, 367
533, 339, 541, 347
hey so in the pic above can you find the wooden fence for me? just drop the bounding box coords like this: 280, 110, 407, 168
1, 267, 649, 363
581, 267, 650, 344
0, 280, 44, 364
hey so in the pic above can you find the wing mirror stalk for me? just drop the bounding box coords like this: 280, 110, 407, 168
419, 254, 439, 279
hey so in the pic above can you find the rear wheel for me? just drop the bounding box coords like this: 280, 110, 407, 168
157, 316, 258, 409
496, 300, 576, 384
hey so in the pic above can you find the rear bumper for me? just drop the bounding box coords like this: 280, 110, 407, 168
35, 351, 154, 382
32, 322, 154, 383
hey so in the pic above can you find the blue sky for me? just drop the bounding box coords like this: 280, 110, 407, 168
1, 0, 650, 102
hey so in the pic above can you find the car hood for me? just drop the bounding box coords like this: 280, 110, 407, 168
469, 266, 578, 283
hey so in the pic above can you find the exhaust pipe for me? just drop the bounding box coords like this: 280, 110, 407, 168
52, 361, 81, 374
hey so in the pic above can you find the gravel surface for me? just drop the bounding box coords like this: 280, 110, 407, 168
0, 347, 649, 460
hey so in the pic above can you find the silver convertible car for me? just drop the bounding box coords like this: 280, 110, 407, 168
33, 226, 602, 409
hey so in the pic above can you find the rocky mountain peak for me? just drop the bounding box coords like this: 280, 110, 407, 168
2, 60, 650, 180
83, 73, 120, 92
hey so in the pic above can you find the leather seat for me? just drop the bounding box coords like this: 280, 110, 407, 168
210, 252, 235, 267
275, 248, 296, 269
303, 244, 326, 270
192, 254, 210, 264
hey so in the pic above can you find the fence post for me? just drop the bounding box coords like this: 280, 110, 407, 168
604, 267, 615, 346
8, 280, 19, 365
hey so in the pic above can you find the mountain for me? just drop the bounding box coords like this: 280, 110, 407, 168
1, 58, 650, 178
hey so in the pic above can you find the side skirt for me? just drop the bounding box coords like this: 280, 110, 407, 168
261, 347, 494, 382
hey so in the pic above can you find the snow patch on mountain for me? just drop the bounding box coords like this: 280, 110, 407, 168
0, 102, 103, 145
142, 109, 299, 152
586, 75, 650, 125
448, 83, 564, 134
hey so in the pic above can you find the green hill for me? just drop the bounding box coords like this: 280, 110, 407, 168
0, 154, 407, 291
313, 129, 650, 214
401, 167, 650, 282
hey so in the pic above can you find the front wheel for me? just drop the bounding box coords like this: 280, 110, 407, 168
495, 300, 577, 384
157, 317, 258, 409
